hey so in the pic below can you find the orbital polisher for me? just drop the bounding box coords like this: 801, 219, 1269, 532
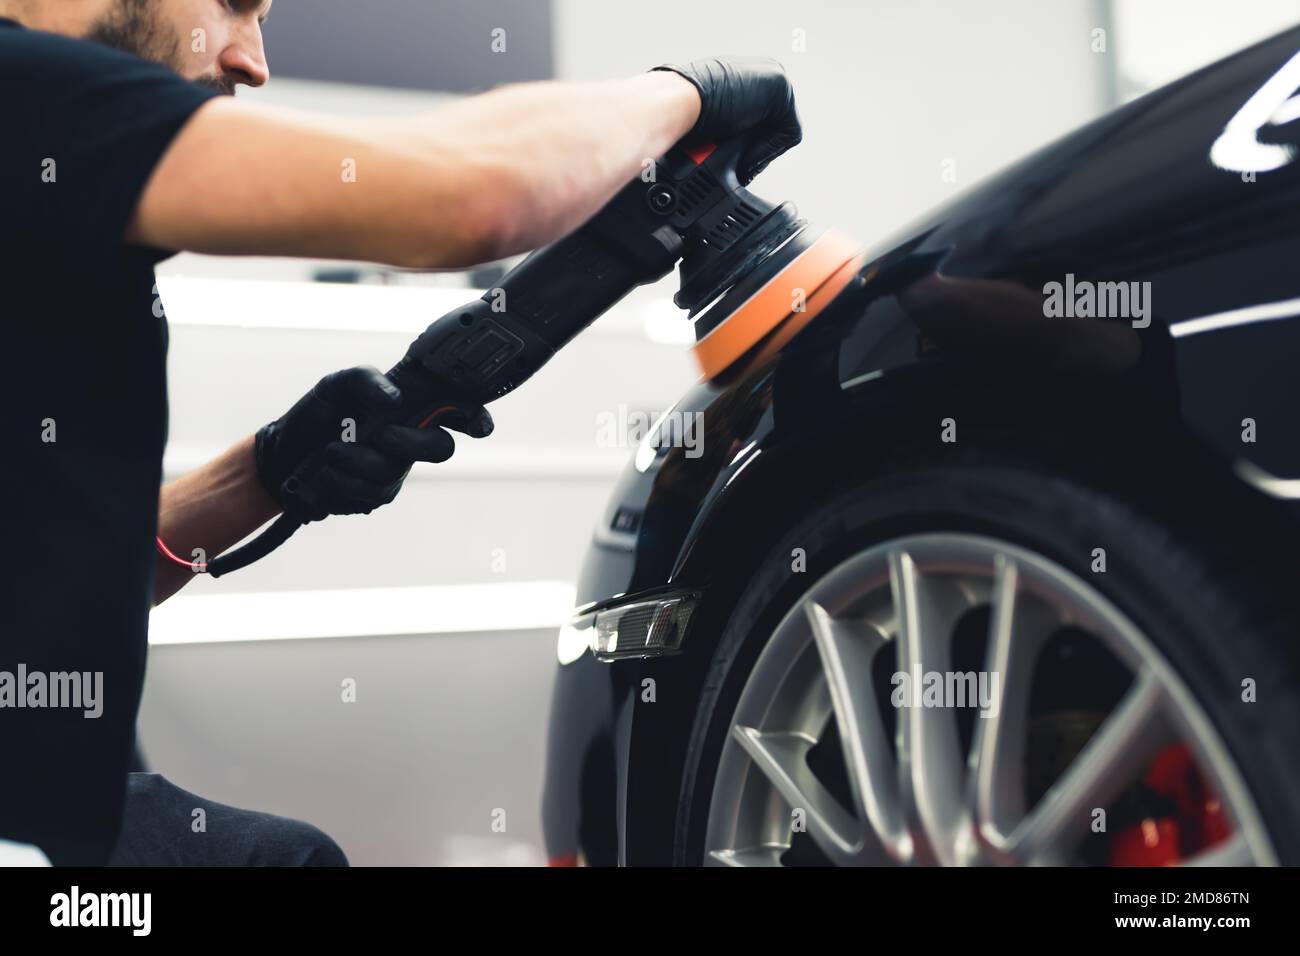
205, 134, 866, 577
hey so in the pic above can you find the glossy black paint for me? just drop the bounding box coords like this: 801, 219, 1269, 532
544, 27, 1300, 864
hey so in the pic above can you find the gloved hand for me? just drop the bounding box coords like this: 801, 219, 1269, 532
651, 55, 802, 184
254, 366, 493, 524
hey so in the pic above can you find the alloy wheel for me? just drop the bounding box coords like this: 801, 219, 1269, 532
703, 533, 1275, 866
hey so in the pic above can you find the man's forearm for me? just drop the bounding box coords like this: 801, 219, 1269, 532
409, 71, 703, 257
129, 72, 701, 269
153, 436, 281, 605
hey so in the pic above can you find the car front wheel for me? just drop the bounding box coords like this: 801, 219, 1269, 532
673, 461, 1300, 866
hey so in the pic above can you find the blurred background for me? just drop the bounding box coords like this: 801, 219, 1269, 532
140, 0, 1300, 865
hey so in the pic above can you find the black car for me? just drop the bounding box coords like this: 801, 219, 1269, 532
544, 25, 1300, 867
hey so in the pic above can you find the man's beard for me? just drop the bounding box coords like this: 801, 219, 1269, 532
84, 0, 236, 96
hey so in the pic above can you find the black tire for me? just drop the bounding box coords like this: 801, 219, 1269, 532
672, 457, 1300, 865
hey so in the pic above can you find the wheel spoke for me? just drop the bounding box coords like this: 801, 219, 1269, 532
707, 845, 788, 867
1008, 670, 1171, 863
732, 726, 865, 864
970, 555, 1059, 855
889, 549, 972, 865
805, 601, 910, 861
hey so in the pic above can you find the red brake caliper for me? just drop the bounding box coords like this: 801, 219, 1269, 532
1109, 743, 1232, 866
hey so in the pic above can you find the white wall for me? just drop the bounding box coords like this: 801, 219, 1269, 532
555, 0, 1112, 249
1112, 0, 1300, 100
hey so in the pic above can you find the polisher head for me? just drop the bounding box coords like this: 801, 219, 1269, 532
688, 227, 866, 381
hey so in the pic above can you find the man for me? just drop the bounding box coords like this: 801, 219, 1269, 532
0, 0, 802, 866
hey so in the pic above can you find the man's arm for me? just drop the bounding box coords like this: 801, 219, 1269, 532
127, 72, 701, 268
154, 366, 491, 604
153, 436, 279, 605
146, 60, 801, 601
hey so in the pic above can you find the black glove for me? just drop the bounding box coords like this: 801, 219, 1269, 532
652, 55, 802, 184
254, 366, 493, 524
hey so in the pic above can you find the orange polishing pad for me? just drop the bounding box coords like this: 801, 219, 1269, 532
691, 228, 865, 381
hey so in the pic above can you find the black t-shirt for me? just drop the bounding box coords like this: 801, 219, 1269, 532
0, 18, 218, 863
